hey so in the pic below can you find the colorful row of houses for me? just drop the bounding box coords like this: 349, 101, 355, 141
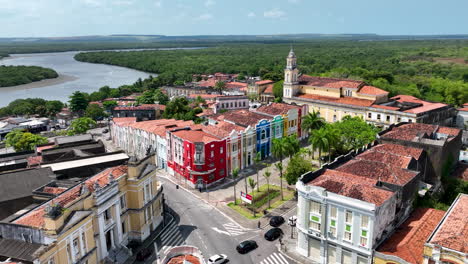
111, 102, 307, 188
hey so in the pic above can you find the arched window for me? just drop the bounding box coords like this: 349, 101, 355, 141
261, 130, 266, 140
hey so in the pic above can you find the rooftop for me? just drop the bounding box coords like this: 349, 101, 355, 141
114, 104, 166, 111
309, 169, 394, 206
377, 208, 445, 264
13, 166, 127, 228
172, 129, 221, 144
255, 80, 274, 85
112, 117, 137, 126
210, 109, 270, 127
256, 102, 301, 116
356, 150, 414, 169
428, 194, 468, 253
41, 152, 129, 172
391, 95, 448, 114
299, 75, 364, 89
201, 121, 245, 138
371, 144, 423, 161
358, 85, 389, 96
381, 123, 461, 141
335, 159, 419, 186
296, 93, 375, 107
0, 168, 55, 203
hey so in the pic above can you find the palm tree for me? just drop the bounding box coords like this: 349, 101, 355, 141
284, 135, 300, 159
263, 168, 272, 208
253, 152, 262, 192
302, 110, 325, 134
275, 162, 284, 200
309, 127, 329, 167
272, 138, 286, 162
248, 177, 257, 217
324, 126, 340, 163
232, 168, 239, 205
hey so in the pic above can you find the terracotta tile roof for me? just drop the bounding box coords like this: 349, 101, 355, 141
198, 79, 217, 87
14, 166, 128, 228
391, 95, 448, 114
356, 150, 413, 169
211, 109, 270, 127
256, 103, 300, 116
372, 144, 423, 160
27, 156, 43, 166
167, 255, 201, 264
36, 145, 55, 153
197, 108, 215, 117
371, 104, 400, 111
263, 84, 274, 94
172, 129, 221, 144
336, 159, 419, 186
43, 186, 67, 195
458, 107, 468, 112
377, 208, 445, 264
382, 123, 461, 141
201, 121, 245, 138
112, 117, 137, 126
309, 169, 394, 206
296, 93, 375, 107
299, 75, 364, 89
452, 163, 468, 181
429, 194, 468, 253
226, 82, 248, 89
358, 85, 389, 96
256, 80, 274, 85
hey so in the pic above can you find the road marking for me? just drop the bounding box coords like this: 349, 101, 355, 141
260, 252, 290, 264
211, 227, 232, 236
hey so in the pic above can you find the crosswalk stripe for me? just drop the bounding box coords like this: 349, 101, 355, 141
162, 232, 183, 246
159, 223, 177, 240
270, 254, 281, 264
277, 253, 289, 263
160, 225, 179, 242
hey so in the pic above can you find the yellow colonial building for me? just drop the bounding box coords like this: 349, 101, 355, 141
282, 49, 456, 128
0, 154, 163, 264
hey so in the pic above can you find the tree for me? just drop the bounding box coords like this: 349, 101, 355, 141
333, 116, 379, 153
194, 96, 206, 105
85, 104, 107, 120
68, 117, 96, 135
324, 126, 340, 163
253, 152, 262, 192
237, 73, 246, 80
273, 80, 284, 99
136, 90, 155, 104
45, 100, 64, 117
102, 100, 118, 111
263, 168, 272, 208
214, 81, 226, 94
154, 89, 169, 105
284, 135, 300, 159
285, 153, 313, 185
309, 127, 329, 166
275, 162, 284, 200
247, 177, 257, 217
5, 130, 48, 152
232, 168, 239, 205
69, 91, 89, 114
163, 97, 199, 121
302, 111, 325, 134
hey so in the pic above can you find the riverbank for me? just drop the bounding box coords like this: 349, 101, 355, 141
0, 74, 78, 93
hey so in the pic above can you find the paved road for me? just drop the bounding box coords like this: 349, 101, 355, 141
148, 177, 296, 264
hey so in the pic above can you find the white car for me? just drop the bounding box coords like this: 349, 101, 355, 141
208, 254, 228, 264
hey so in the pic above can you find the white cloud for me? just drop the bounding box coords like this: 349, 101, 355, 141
264, 8, 286, 18
204, 0, 215, 7
197, 13, 213, 20
154, 0, 162, 7
247, 12, 256, 18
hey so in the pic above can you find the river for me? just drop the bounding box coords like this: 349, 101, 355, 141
0, 48, 198, 107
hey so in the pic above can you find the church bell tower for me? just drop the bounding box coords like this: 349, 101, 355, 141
283, 48, 299, 98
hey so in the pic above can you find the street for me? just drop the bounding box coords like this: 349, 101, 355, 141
145, 176, 297, 264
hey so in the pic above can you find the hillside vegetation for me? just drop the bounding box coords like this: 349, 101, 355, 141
0, 65, 58, 87
74, 40, 468, 106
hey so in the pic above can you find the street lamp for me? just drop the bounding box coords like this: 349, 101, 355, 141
288, 215, 297, 239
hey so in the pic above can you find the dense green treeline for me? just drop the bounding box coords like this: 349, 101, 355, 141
0, 65, 58, 87
75, 40, 468, 106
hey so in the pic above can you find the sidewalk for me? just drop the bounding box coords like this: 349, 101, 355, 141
277, 226, 316, 264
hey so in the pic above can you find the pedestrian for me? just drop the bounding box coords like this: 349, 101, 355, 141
258, 221, 261, 229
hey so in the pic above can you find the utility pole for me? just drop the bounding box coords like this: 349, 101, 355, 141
288, 215, 297, 239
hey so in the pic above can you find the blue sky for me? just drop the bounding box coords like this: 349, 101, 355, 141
0, 0, 467, 37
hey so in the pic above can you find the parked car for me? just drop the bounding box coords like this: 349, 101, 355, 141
236, 240, 258, 254
208, 254, 228, 264
136, 248, 153, 261
264, 227, 284, 241
269, 216, 285, 227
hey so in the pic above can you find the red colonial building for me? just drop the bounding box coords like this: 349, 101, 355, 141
167, 128, 227, 188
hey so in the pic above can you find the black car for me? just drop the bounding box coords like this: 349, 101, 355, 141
236, 240, 258, 254
269, 216, 285, 227
264, 227, 283, 241
136, 248, 153, 261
